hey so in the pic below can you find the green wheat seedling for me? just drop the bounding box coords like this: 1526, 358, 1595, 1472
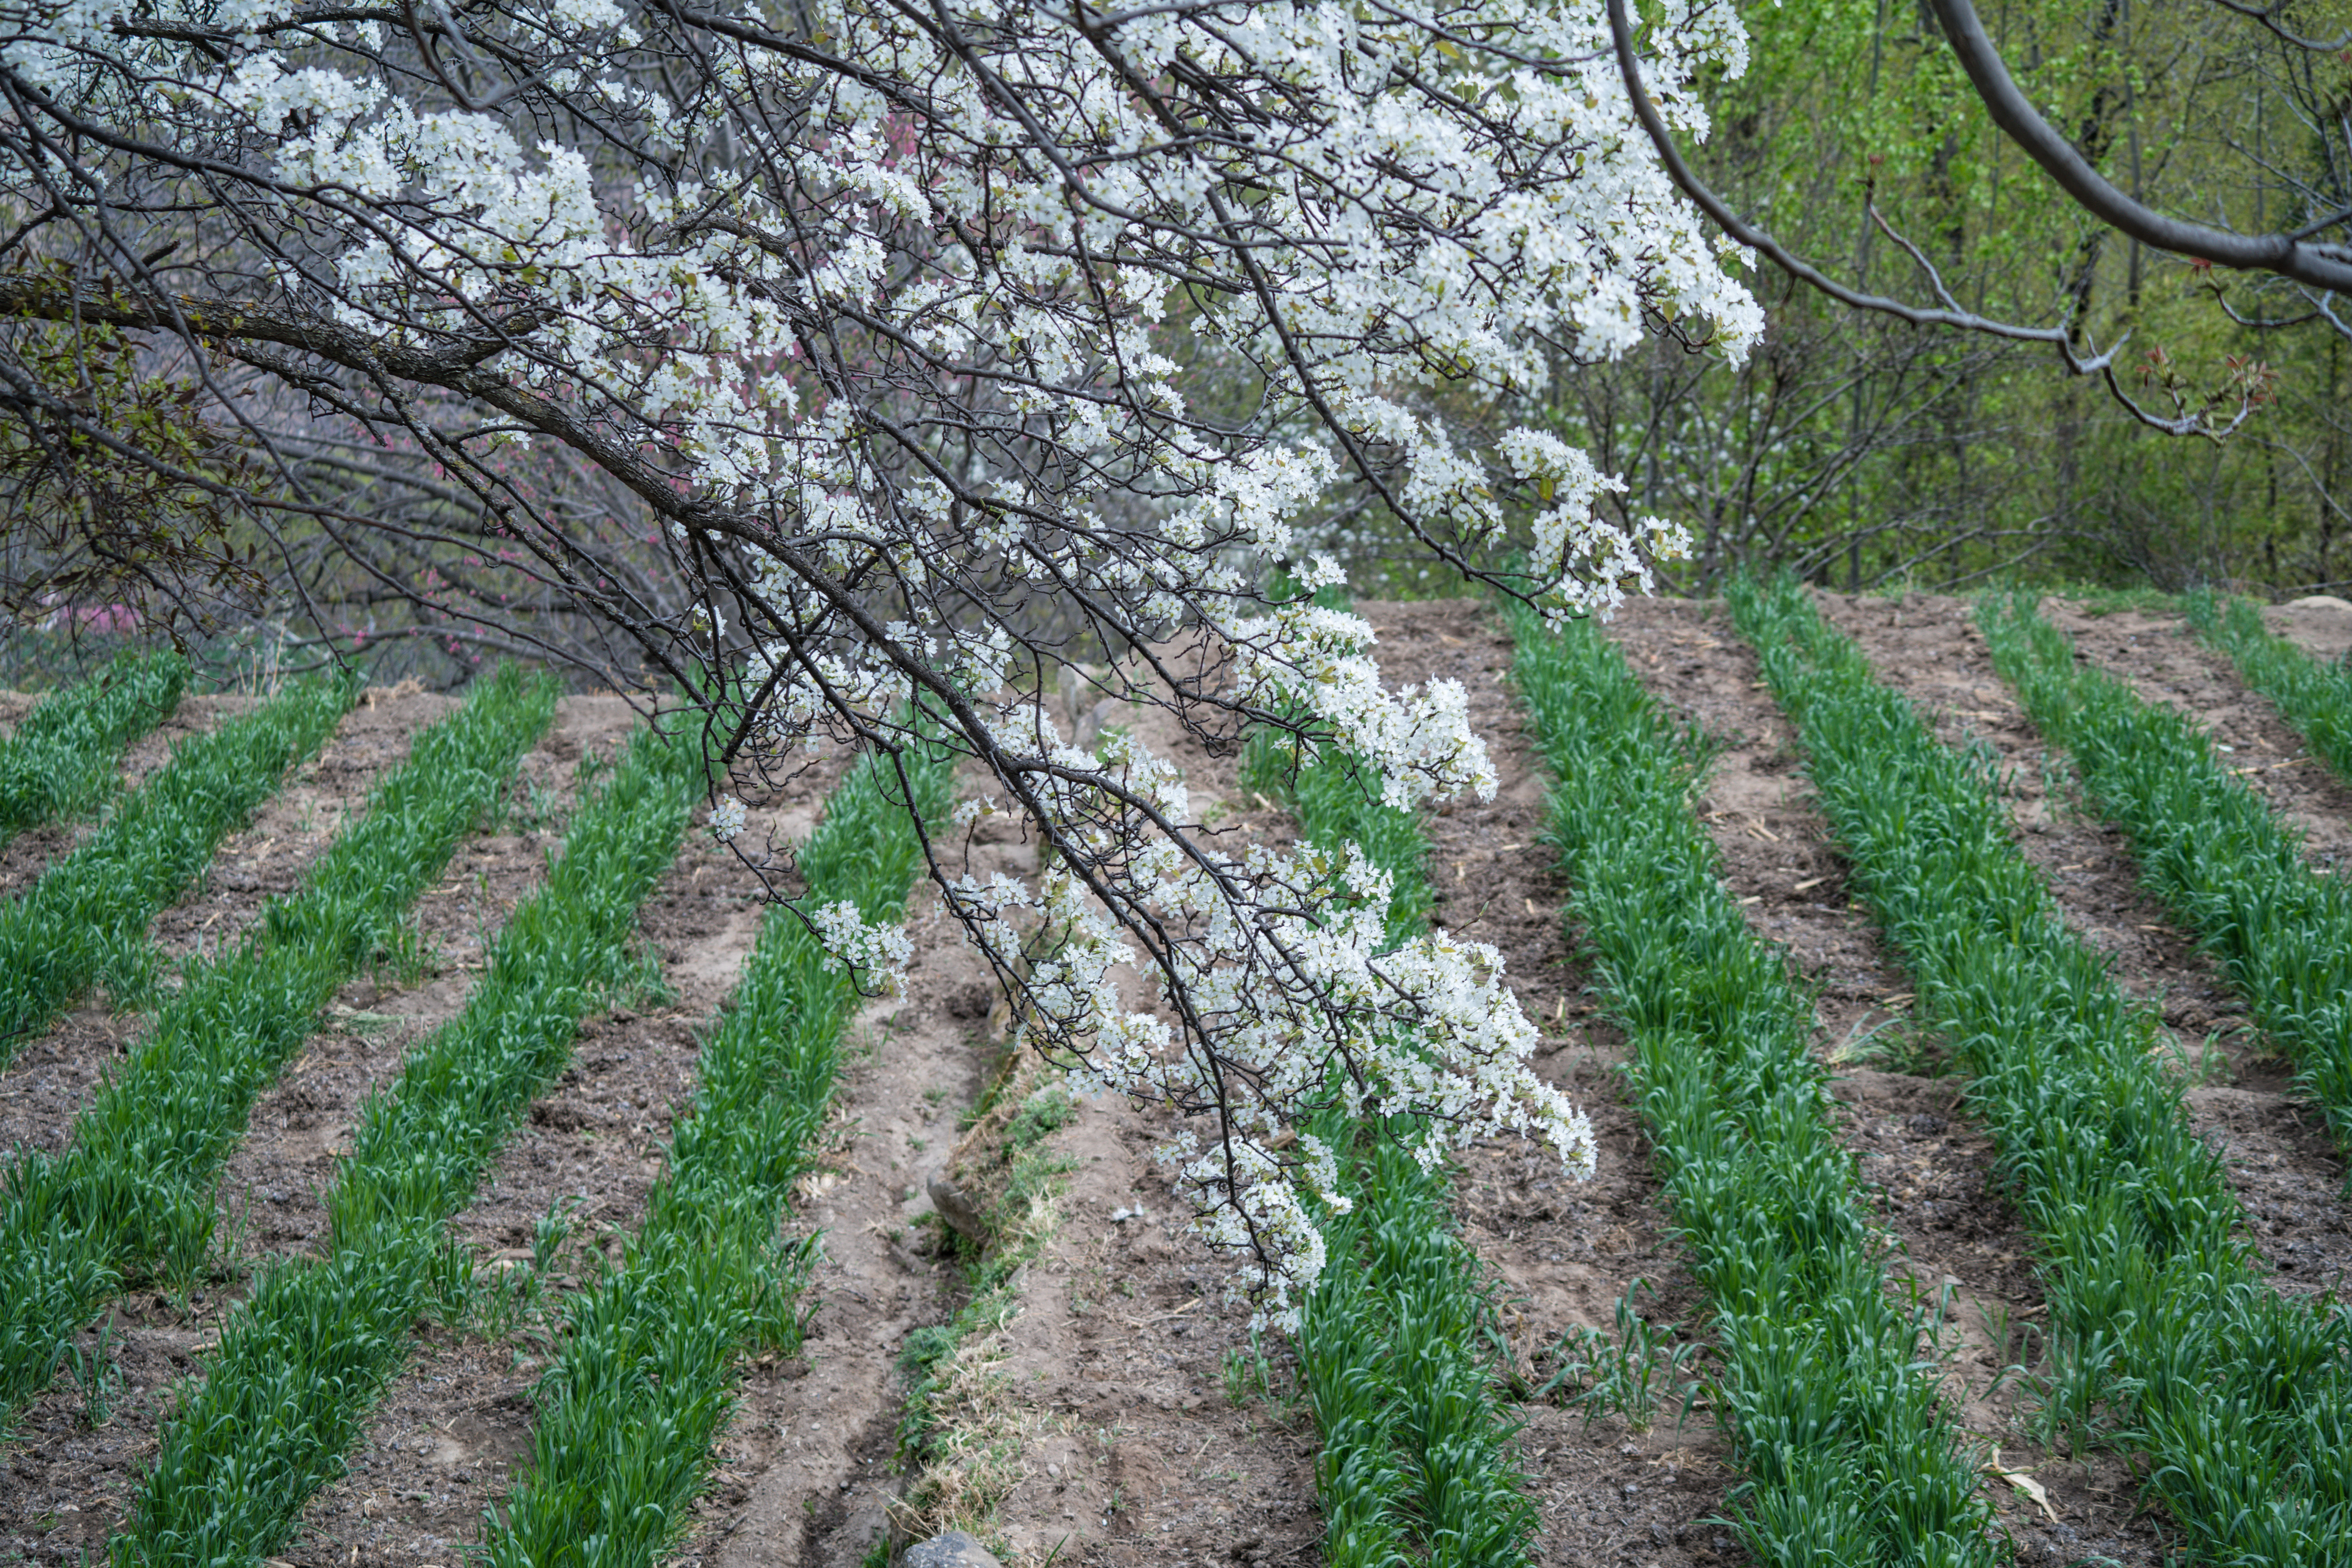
484, 733, 954, 1568
110, 718, 691, 1568
1243, 679, 1539, 1568
2188, 588, 2352, 790
0, 667, 556, 1424
1733, 573, 2352, 1564
0, 673, 353, 1066
1985, 591, 2352, 1156
1506, 600, 2000, 1568
0, 650, 189, 848
1533, 1283, 1701, 1433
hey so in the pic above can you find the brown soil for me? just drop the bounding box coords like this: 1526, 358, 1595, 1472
2262, 595, 2352, 664
283, 742, 1012, 1568
935, 603, 1729, 1568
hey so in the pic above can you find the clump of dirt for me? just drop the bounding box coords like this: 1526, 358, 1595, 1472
2262, 595, 2352, 664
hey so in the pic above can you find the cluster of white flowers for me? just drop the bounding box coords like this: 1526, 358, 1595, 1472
899, 713, 1596, 1326
0, 0, 1757, 1312
808, 898, 915, 985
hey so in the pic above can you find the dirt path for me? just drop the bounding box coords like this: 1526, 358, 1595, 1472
696, 810, 1032, 1568
1824, 592, 2352, 1304
1609, 596, 2173, 1567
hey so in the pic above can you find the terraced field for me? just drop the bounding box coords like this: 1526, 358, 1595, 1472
4, 588, 2351, 1568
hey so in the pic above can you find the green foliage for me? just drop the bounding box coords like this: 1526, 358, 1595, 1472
1244, 666, 1536, 1568
0, 649, 187, 844
1985, 591, 2352, 1156
1535, 1283, 1702, 1433
0, 672, 353, 1063
1734, 573, 2352, 1563
1507, 597, 1999, 1566
485, 733, 955, 1568
0, 667, 554, 1426
111, 712, 688, 1568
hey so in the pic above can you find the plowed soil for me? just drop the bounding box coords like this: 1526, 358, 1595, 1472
7, 588, 2352, 1568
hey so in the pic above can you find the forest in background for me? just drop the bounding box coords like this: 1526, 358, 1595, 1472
1511, 0, 2352, 598
1, 0, 2345, 692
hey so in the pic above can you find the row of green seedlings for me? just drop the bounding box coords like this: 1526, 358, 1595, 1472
1732, 573, 2352, 1563
0, 672, 354, 1066
2188, 588, 2352, 789
1997, 587, 2352, 1153
1242, 706, 1537, 1568
482, 737, 953, 1568
113, 706, 687, 1567
0, 667, 557, 1427
0, 650, 189, 846
1505, 598, 2001, 1564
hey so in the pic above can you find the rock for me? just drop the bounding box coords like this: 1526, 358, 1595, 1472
904, 1531, 1003, 1568
926, 1170, 987, 1240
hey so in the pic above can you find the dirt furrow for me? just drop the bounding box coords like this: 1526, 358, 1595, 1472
682, 808, 1043, 1568
1365, 601, 1733, 1567
1824, 592, 2352, 1302
1609, 596, 2172, 1568
0, 694, 632, 1568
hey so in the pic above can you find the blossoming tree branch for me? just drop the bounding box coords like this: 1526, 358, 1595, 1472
0, 0, 1764, 1319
